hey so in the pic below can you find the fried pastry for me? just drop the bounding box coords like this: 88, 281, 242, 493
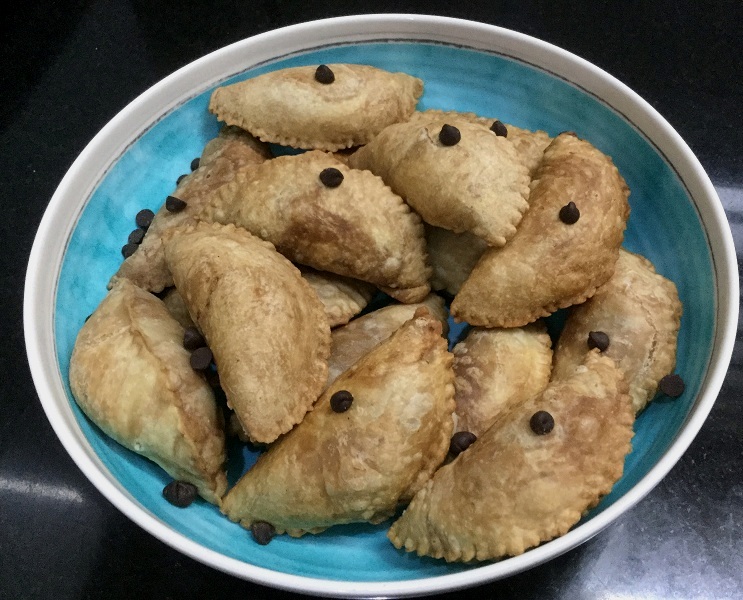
388, 350, 634, 562
405, 109, 552, 176
298, 266, 377, 328
197, 150, 431, 302
426, 226, 489, 295
161, 222, 330, 444
109, 125, 271, 292
552, 248, 682, 413
453, 323, 553, 437
220, 309, 455, 536
451, 133, 630, 327
326, 294, 449, 386
69, 279, 227, 504
349, 119, 530, 247
208, 64, 423, 151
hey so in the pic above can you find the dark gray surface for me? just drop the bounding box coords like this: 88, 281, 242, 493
2, 1, 741, 598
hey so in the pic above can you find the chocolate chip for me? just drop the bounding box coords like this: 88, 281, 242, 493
190, 157, 200, 171
330, 390, 353, 412
314, 64, 335, 84
176, 173, 188, 185
319, 167, 344, 188
190, 346, 213, 371
135, 208, 155, 229
490, 120, 508, 137
162, 480, 198, 507
183, 327, 206, 351
165, 195, 188, 213
587, 331, 610, 352
530, 411, 555, 435
449, 431, 477, 457
659, 374, 685, 398
559, 201, 580, 224
439, 124, 461, 146
128, 228, 145, 245
121, 243, 138, 258
251, 521, 276, 545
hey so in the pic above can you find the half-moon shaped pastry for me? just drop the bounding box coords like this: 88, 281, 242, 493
451, 132, 630, 327
349, 119, 530, 247
326, 294, 449, 387
221, 309, 455, 537
388, 350, 634, 562
552, 248, 682, 413
426, 226, 488, 295
69, 279, 227, 504
208, 64, 423, 151
197, 150, 431, 302
405, 109, 552, 176
109, 125, 271, 293
453, 323, 553, 437
161, 222, 331, 444
298, 266, 377, 328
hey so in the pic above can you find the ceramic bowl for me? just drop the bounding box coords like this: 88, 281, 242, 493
24, 13, 738, 598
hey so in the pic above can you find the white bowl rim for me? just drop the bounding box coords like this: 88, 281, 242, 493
23, 13, 739, 598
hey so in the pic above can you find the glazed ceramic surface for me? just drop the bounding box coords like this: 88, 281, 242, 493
25, 15, 737, 597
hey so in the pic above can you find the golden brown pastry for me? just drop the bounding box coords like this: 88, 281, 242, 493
426, 226, 489, 295
298, 266, 377, 328
109, 125, 271, 292
197, 150, 431, 302
161, 222, 330, 444
349, 119, 530, 247
221, 309, 455, 537
405, 109, 552, 176
552, 249, 682, 413
451, 133, 630, 327
453, 323, 553, 437
388, 350, 634, 562
208, 64, 423, 151
326, 294, 449, 386
161, 287, 195, 330
69, 279, 227, 504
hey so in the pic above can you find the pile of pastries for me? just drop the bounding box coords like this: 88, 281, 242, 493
69, 63, 683, 563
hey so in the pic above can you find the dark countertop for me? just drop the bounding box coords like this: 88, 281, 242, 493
2, 1, 741, 598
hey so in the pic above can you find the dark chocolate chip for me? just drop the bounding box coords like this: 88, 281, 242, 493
183, 327, 206, 351
251, 521, 276, 545
190, 157, 200, 171
439, 124, 461, 146
135, 208, 155, 229
176, 173, 188, 185
587, 331, 610, 352
162, 480, 198, 507
559, 201, 580, 224
190, 346, 213, 371
319, 167, 344, 188
449, 431, 477, 457
165, 195, 188, 213
330, 390, 353, 413
121, 243, 138, 258
659, 374, 685, 398
128, 228, 145, 245
530, 411, 555, 435
490, 120, 508, 137
314, 64, 335, 84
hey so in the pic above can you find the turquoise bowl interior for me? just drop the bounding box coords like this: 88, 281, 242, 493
54, 41, 714, 582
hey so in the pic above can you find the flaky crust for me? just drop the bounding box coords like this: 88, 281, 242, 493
405, 109, 552, 176
296, 266, 376, 328
161, 222, 330, 444
552, 249, 682, 413
388, 351, 634, 562
349, 119, 530, 247
197, 150, 431, 301
453, 323, 553, 437
426, 225, 489, 295
326, 295, 449, 387
69, 279, 227, 504
109, 125, 271, 292
221, 310, 456, 536
451, 133, 630, 327
208, 64, 423, 151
